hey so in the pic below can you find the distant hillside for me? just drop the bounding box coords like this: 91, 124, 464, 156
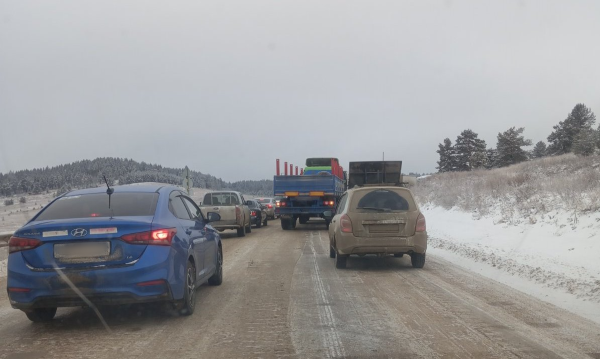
0, 157, 273, 197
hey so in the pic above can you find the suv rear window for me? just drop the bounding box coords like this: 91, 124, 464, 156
355, 189, 412, 211
35, 193, 159, 220
256, 198, 271, 204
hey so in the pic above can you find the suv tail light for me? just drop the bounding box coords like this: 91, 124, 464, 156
416, 213, 426, 232
340, 214, 353, 233
121, 228, 177, 246
9, 236, 42, 254
236, 206, 241, 221
251, 211, 256, 216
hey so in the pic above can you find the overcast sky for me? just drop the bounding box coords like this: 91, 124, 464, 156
1, 0, 599, 181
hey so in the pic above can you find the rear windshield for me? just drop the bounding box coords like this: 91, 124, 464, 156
35, 193, 159, 220
353, 189, 414, 212
256, 198, 271, 204
203, 192, 240, 205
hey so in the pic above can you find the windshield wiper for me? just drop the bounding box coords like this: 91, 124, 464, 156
357, 207, 388, 212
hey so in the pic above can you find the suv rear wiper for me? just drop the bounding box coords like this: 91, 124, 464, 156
356, 207, 388, 212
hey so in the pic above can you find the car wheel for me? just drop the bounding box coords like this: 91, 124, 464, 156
208, 247, 223, 286
394, 253, 403, 258
25, 307, 57, 322
179, 260, 197, 315
246, 221, 252, 233
263, 217, 268, 226
329, 245, 336, 258
335, 254, 347, 269
411, 253, 426, 268
237, 224, 246, 237
256, 218, 262, 228
325, 219, 330, 229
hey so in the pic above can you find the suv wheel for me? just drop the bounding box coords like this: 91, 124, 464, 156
329, 245, 336, 258
335, 254, 347, 269
411, 253, 426, 268
281, 218, 292, 230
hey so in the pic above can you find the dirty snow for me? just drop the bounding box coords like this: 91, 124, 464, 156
424, 205, 600, 324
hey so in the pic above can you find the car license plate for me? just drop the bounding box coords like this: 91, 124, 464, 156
54, 242, 110, 259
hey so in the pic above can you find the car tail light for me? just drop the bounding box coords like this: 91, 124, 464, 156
9, 236, 42, 254
251, 211, 256, 216
236, 206, 241, 221
267, 204, 272, 208
340, 214, 353, 233
416, 213, 426, 232
121, 228, 177, 246
324, 201, 334, 206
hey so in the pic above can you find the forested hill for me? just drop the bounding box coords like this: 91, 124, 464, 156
0, 157, 273, 197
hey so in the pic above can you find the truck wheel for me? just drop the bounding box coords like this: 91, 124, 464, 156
281, 218, 292, 230
291, 218, 297, 229
325, 219, 330, 229
237, 225, 246, 237
335, 254, 347, 269
246, 222, 252, 233
411, 253, 426, 268
299, 216, 309, 225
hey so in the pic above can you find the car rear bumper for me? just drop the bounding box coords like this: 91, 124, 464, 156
335, 231, 427, 255
7, 246, 180, 309
10, 291, 173, 310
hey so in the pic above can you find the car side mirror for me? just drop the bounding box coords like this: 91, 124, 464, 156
323, 210, 333, 219
206, 212, 221, 223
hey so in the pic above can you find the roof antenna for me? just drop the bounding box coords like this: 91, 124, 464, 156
103, 175, 114, 210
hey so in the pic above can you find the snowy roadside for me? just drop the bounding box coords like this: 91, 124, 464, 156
424, 205, 600, 323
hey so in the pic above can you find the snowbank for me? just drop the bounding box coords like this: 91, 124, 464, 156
424, 205, 600, 323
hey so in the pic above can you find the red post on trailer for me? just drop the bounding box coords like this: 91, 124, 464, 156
300, 168, 304, 175
295, 166, 298, 175
276, 159, 280, 176
290, 163, 293, 175
284, 162, 288, 175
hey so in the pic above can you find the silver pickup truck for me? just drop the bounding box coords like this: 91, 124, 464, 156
200, 191, 252, 237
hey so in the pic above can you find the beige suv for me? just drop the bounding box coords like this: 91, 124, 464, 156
327, 186, 427, 269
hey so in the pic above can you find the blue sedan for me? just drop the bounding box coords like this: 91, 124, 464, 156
7, 184, 223, 322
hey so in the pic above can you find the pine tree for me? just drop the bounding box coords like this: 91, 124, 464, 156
485, 148, 498, 169
531, 141, 547, 159
547, 103, 596, 155
470, 150, 488, 169
454, 129, 487, 171
572, 129, 597, 156
496, 127, 532, 167
436, 138, 456, 173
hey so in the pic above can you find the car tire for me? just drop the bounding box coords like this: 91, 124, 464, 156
394, 253, 403, 258
325, 219, 330, 229
25, 307, 57, 322
179, 260, 197, 316
246, 221, 252, 233
281, 218, 292, 230
411, 253, 426, 268
208, 247, 223, 286
237, 224, 246, 237
299, 216, 308, 225
263, 217, 268, 226
329, 245, 336, 258
256, 218, 262, 228
335, 254, 347, 269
